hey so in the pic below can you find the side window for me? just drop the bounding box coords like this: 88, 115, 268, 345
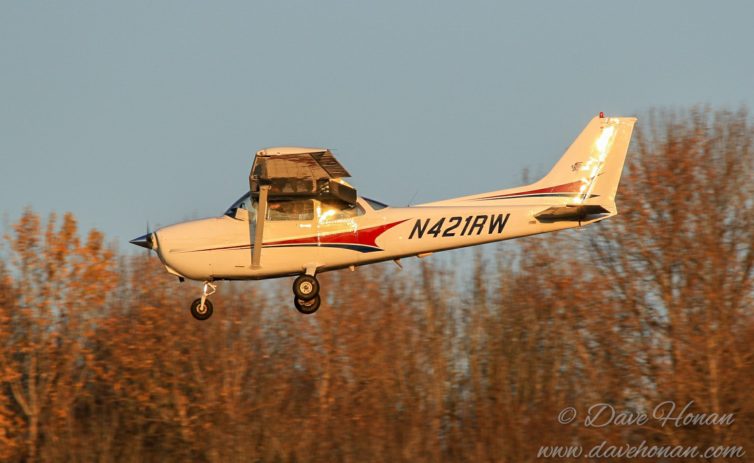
267, 199, 314, 221
319, 200, 365, 221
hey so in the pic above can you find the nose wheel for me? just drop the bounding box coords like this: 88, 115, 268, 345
190, 281, 216, 321
292, 274, 321, 314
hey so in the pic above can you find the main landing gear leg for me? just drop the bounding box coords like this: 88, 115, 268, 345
292, 274, 321, 314
190, 281, 216, 321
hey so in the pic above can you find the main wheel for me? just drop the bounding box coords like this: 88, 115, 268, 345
190, 298, 214, 321
294, 295, 321, 314
293, 274, 319, 301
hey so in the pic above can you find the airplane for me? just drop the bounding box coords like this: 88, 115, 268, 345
130, 114, 636, 320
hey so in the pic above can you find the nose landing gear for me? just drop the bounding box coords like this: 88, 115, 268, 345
292, 274, 321, 314
190, 281, 216, 321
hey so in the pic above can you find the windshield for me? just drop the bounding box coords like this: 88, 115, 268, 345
224, 192, 253, 217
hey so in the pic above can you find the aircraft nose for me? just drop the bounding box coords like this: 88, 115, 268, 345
130, 233, 155, 250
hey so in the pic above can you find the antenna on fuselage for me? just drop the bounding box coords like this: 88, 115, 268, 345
407, 190, 419, 207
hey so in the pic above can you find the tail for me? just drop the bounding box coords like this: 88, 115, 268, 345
423, 114, 637, 216
534, 115, 637, 209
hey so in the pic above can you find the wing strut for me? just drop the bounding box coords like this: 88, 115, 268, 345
251, 184, 269, 268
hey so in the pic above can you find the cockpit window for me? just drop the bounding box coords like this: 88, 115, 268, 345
224, 192, 253, 217
267, 199, 314, 221
363, 197, 388, 210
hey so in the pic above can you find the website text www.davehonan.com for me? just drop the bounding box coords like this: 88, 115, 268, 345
537, 441, 745, 459
537, 401, 745, 459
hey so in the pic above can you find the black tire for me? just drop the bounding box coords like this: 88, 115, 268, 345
293, 275, 319, 301
190, 298, 214, 321
294, 294, 321, 315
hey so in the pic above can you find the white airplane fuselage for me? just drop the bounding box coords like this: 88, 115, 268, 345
152, 199, 585, 282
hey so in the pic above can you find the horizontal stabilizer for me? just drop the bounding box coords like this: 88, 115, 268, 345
535, 204, 611, 223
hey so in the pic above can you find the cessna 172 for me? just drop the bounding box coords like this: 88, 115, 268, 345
130, 114, 636, 320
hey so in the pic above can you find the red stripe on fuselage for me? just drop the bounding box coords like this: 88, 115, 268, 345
494, 180, 582, 197
489, 180, 584, 198
265, 219, 408, 248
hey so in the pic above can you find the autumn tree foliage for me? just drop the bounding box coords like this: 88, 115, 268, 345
0, 107, 752, 462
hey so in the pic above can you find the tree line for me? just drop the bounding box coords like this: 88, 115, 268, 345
0, 107, 752, 462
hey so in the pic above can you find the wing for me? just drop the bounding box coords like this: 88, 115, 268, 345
249, 147, 355, 201
249, 147, 356, 268
254, 146, 350, 177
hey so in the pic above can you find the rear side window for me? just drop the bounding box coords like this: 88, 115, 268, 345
320, 201, 365, 220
